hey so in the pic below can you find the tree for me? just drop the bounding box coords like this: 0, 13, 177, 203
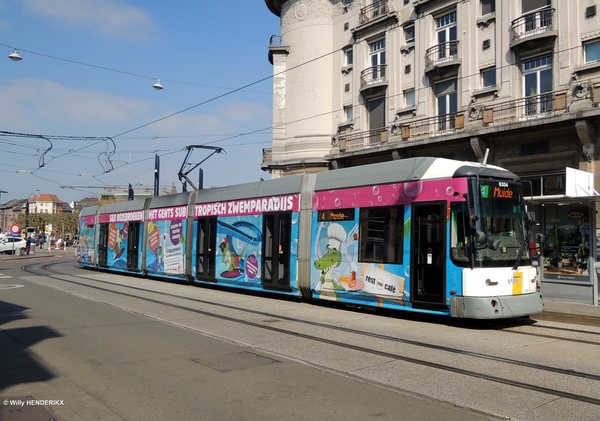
15, 212, 79, 239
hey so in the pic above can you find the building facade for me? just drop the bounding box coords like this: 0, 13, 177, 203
263, 0, 600, 193
0, 199, 28, 233
264, 0, 600, 302
28, 194, 64, 214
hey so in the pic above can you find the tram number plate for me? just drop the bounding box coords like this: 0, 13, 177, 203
510, 272, 523, 294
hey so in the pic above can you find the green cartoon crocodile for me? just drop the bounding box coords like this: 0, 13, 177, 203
314, 223, 347, 300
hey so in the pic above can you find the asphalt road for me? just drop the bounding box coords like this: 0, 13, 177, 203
0, 258, 500, 421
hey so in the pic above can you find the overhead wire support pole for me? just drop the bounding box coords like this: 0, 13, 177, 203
178, 145, 225, 191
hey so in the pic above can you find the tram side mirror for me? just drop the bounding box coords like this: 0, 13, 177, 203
475, 231, 486, 244
469, 208, 478, 229
527, 211, 536, 225
536, 233, 544, 243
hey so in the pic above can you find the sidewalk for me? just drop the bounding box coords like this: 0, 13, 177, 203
1, 249, 599, 327
0, 246, 74, 261
531, 299, 600, 328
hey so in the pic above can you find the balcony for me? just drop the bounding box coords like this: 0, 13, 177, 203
359, 0, 389, 25
510, 8, 556, 52
399, 112, 465, 142
261, 148, 272, 171
360, 64, 388, 96
482, 91, 567, 126
424, 41, 460, 79
339, 128, 388, 153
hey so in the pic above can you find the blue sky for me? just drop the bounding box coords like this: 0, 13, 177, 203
0, 0, 280, 204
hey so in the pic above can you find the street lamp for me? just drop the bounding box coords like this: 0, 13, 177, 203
0, 190, 7, 232
8, 49, 22, 61
29, 189, 41, 245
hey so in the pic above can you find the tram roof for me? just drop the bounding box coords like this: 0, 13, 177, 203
314, 157, 518, 191
97, 199, 147, 214
194, 176, 304, 204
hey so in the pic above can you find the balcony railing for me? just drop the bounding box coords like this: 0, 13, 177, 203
269, 35, 282, 47
339, 128, 388, 152
360, 64, 387, 88
511, 8, 554, 42
336, 91, 570, 153
482, 91, 567, 126
425, 41, 459, 68
360, 64, 387, 87
359, 0, 389, 25
400, 112, 464, 141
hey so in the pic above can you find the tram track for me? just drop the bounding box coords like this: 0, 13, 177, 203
23, 261, 600, 408
499, 325, 600, 346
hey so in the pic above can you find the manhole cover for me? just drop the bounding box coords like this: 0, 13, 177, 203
192, 351, 279, 372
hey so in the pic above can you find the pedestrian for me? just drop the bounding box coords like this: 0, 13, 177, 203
28, 235, 36, 255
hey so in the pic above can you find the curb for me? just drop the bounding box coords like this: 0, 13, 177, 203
530, 311, 600, 328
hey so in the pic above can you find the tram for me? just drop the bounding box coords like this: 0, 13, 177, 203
77, 157, 544, 319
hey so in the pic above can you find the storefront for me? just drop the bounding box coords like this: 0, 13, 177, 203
528, 196, 599, 305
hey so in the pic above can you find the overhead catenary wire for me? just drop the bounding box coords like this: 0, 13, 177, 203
1, 25, 589, 194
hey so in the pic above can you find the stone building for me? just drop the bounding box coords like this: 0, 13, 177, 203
263, 0, 600, 195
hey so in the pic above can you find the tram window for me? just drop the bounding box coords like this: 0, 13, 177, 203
450, 202, 470, 263
359, 206, 404, 264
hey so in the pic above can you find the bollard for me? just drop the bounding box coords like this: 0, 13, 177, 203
14, 247, 21, 256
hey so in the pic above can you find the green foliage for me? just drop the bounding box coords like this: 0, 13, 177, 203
15, 212, 79, 236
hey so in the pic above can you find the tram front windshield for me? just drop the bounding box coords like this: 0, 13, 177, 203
451, 179, 531, 268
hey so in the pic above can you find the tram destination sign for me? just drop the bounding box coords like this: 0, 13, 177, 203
480, 181, 516, 200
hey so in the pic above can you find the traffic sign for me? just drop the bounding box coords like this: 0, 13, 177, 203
9, 223, 21, 237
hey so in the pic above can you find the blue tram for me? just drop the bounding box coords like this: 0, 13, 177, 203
77, 157, 544, 319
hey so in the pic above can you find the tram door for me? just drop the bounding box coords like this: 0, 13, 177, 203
126, 222, 141, 271
262, 213, 292, 291
98, 224, 108, 268
411, 202, 446, 308
196, 217, 217, 281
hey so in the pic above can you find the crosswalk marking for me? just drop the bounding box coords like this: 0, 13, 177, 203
0, 274, 12, 279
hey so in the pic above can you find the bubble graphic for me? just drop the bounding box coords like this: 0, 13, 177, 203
404, 265, 410, 278
372, 186, 380, 196
334, 197, 342, 208
446, 186, 455, 196
312, 194, 319, 208
404, 181, 423, 198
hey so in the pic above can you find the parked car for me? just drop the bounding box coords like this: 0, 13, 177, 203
0, 237, 27, 254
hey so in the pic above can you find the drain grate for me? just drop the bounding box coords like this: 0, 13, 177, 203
192, 351, 279, 372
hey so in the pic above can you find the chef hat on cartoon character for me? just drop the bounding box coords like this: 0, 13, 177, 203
327, 223, 347, 251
